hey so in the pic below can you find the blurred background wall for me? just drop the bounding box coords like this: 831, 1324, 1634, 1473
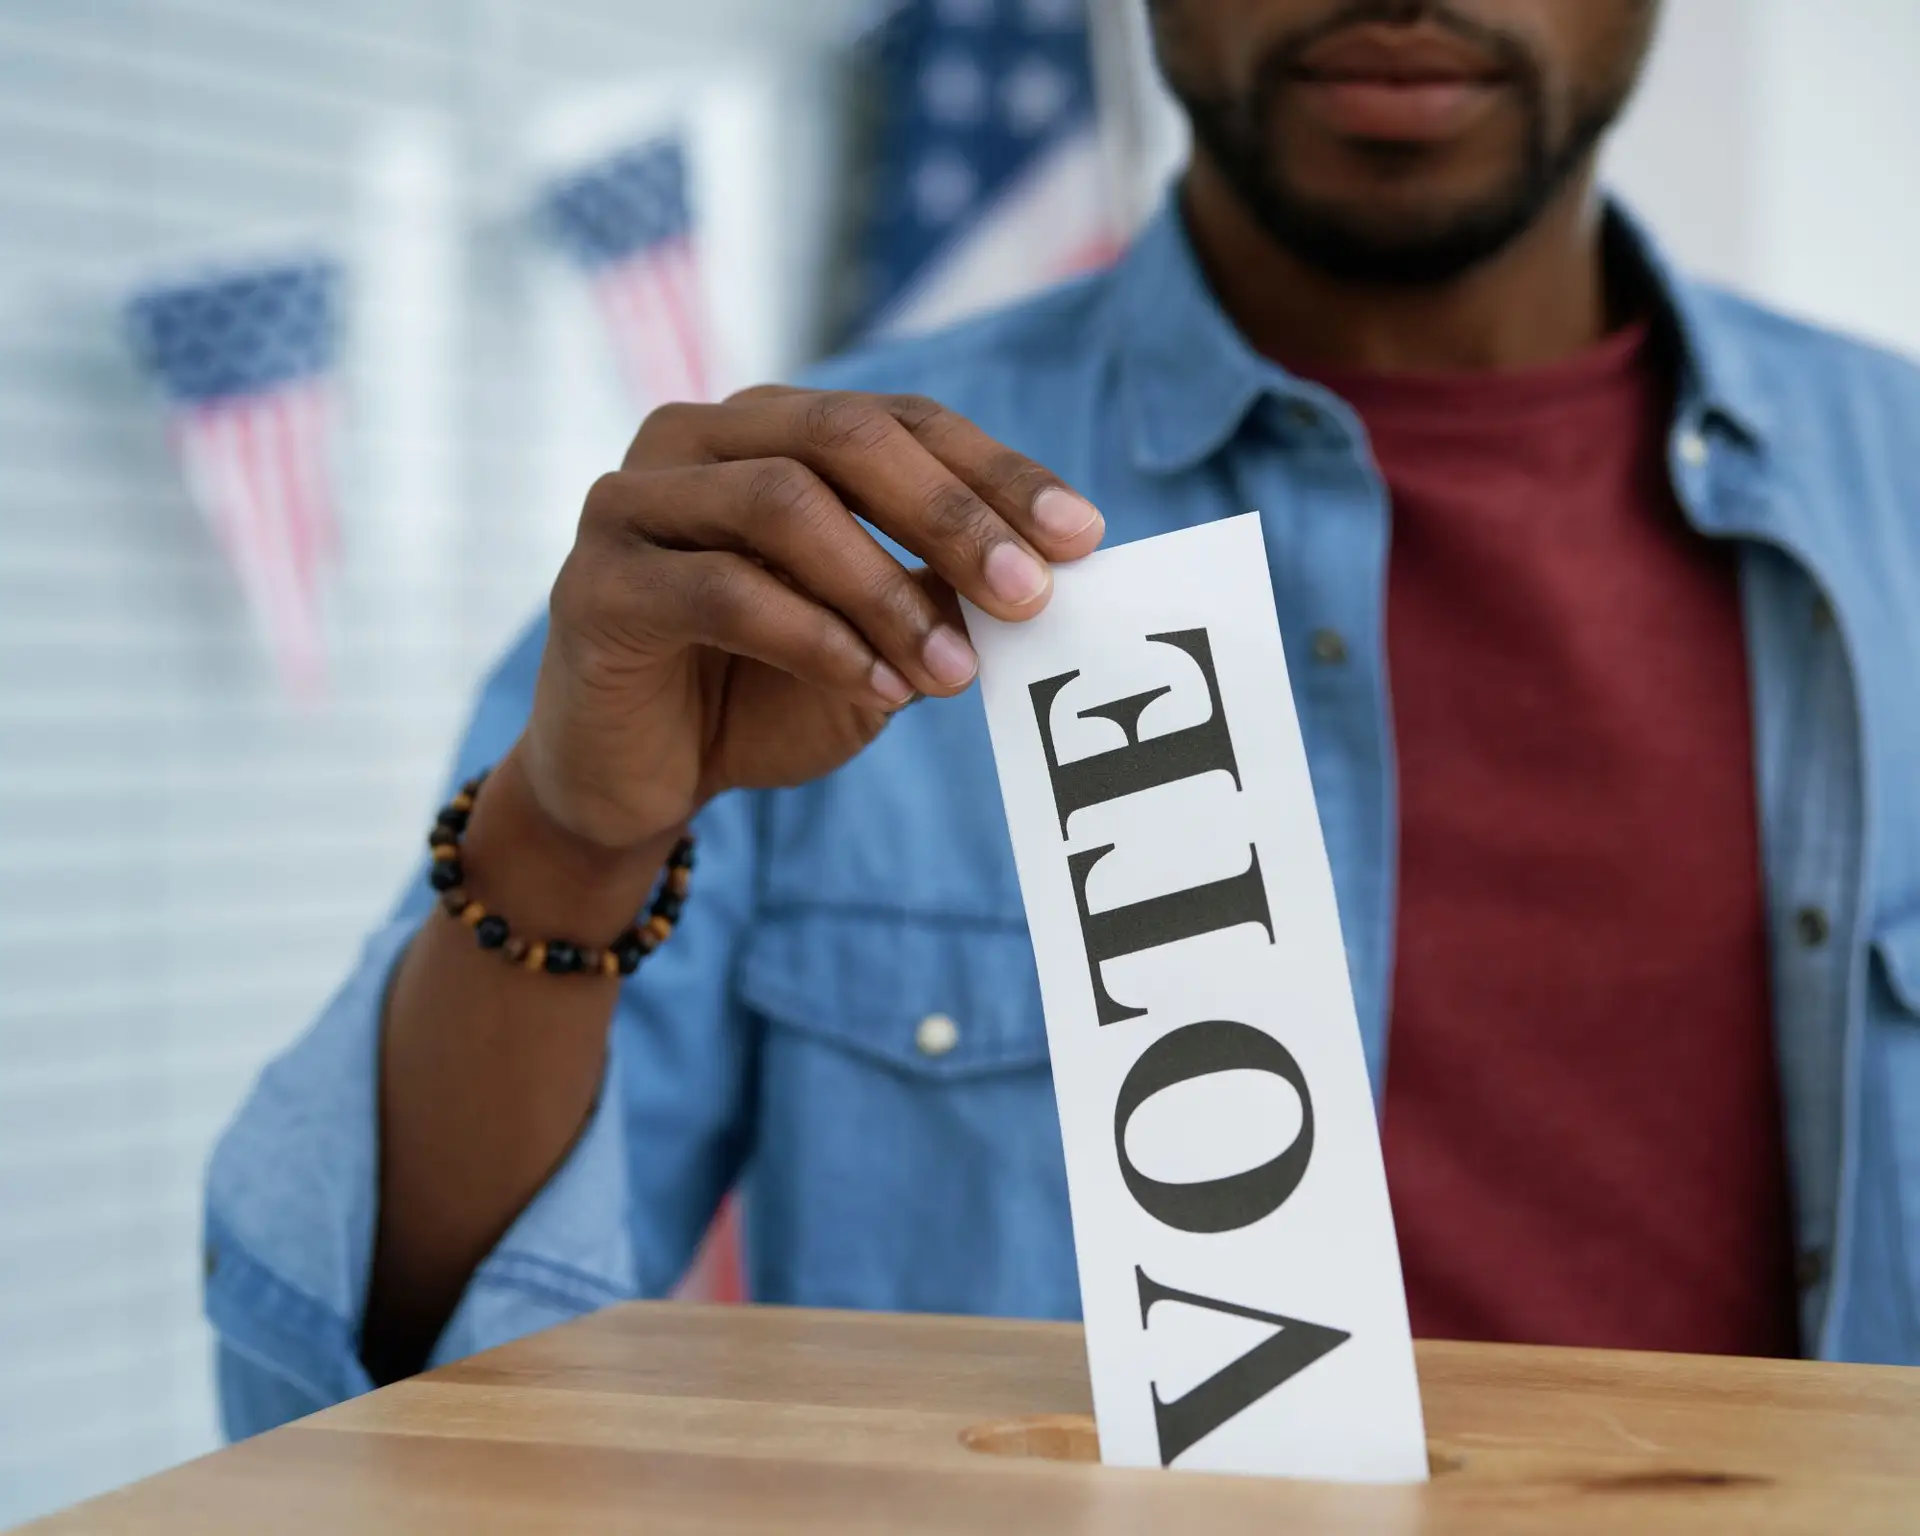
0, 0, 1914, 1524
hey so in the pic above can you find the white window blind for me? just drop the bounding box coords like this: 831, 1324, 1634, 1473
0, 0, 861, 1522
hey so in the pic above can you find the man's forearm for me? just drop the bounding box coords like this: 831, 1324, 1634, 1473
362, 745, 675, 1383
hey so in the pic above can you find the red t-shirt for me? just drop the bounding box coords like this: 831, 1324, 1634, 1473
1299, 324, 1800, 1356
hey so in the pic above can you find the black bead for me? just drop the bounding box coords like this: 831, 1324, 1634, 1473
462, 774, 486, 797
436, 806, 469, 834
651, 891, 685, 923
611, 934, 644, 975
544, 940, 581, 974
428, 826, 459, 849
428, 861, 465, 891
475, 914, 509, 949
671, 839, 695, 870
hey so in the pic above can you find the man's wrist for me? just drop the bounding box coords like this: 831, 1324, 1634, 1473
456, 744, 678, 946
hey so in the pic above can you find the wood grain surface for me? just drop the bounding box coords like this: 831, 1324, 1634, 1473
24, 1301, 1920, 1534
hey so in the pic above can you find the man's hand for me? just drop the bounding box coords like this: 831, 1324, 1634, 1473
364, 386, 1102, 1384
521, 385, 1106, 852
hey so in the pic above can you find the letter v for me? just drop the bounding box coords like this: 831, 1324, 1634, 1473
1136, 1266, 1351, 1466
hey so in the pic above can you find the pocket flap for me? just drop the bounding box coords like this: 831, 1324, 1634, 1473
1873, 906, 1920, 1016
739, 909, 1051, 1079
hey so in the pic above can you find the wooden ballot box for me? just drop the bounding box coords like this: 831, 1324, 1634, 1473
23, 1301, 1920, 1534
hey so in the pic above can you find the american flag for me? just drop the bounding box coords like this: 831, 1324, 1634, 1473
544, 138, 712, 410
852, 0, 1121, 340
127, 258, 342, 698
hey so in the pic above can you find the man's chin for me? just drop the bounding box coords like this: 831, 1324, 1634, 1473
1238, 179, 1554, 286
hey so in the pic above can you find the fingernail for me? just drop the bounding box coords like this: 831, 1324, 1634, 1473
1031, 487, 1102, 541
870, 658, 913, 706
922, 625, 978, 688
983, 542, 1050, 607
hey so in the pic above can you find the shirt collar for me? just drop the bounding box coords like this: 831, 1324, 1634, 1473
1604, 201, 1774, 449
1112, 192, 1776, 475
1114, 199, 1280, 475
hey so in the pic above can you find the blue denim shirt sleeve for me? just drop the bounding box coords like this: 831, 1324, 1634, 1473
203, 620, 761, 1438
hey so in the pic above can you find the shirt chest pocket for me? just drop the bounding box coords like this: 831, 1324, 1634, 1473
739, 909, 1053, 1078
734, 909, 1077, 1315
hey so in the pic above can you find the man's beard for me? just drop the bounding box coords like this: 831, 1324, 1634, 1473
1172, 5, 1632, 287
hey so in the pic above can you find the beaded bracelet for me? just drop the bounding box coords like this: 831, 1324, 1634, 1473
425, 766, 695, 977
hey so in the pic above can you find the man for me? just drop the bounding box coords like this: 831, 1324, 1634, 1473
206, 0, 1920, 1436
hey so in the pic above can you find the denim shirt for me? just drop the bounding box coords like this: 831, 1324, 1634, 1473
205, 202, 1920, 1438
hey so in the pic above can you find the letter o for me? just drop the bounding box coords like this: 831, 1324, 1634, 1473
1113, 1019, 1314, 1233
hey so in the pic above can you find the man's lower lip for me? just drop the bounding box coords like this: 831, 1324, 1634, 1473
1292, 77, 1501, 140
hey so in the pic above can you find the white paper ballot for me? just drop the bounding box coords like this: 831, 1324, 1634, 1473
963, 512, 1428, 1483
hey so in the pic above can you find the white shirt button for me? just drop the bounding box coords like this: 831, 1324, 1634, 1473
1794, 906, 1831, 949
1677, 429, 1709, 468
915, 1013, 959, 1057
1309, 628, 1348, 666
